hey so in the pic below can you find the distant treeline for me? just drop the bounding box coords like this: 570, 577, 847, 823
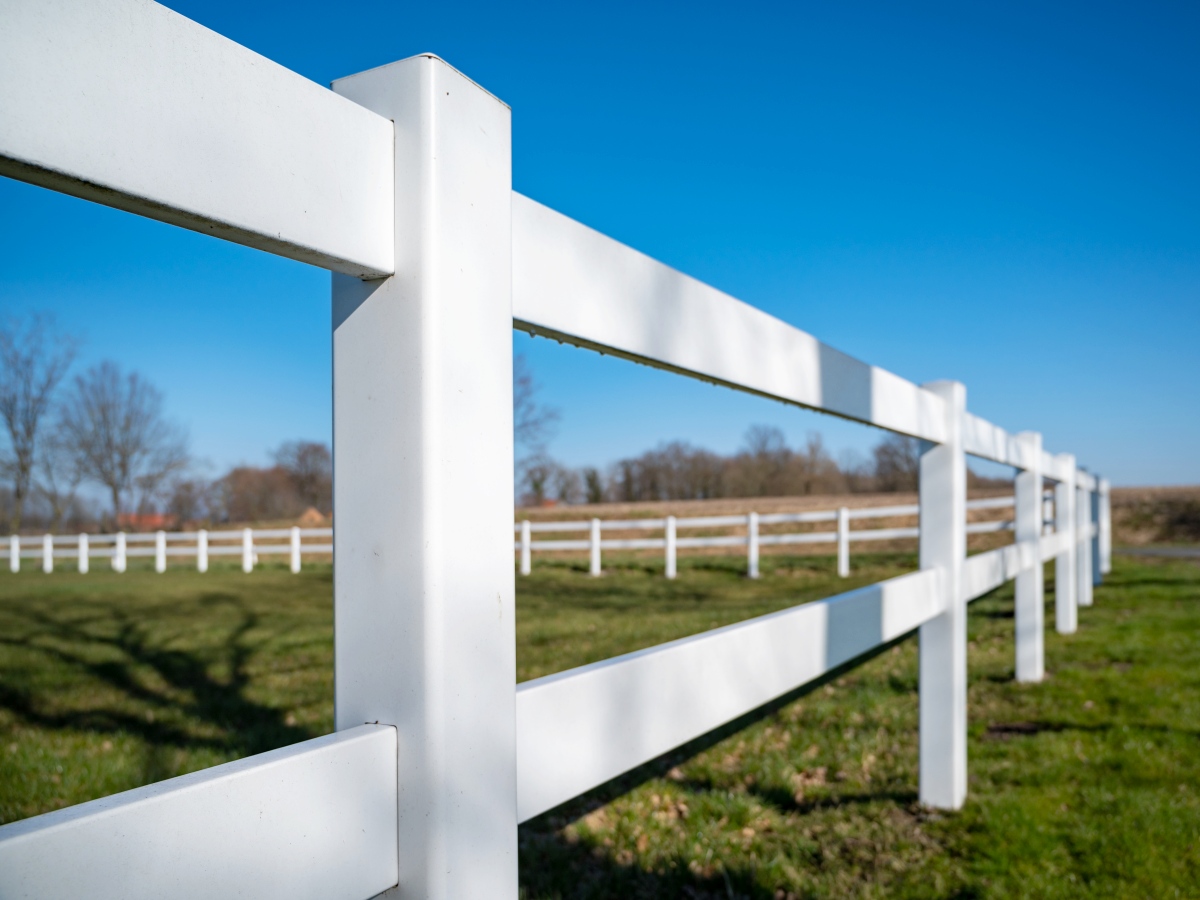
518, 426, 1010, 507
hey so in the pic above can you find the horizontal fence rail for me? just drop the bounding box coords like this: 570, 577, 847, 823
513, 493, 1084, 580
0, 3, 1114, 896
5, 527, 332, 575
0, 726, 398, 900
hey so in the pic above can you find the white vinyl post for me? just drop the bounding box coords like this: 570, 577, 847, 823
1098, 478, 1112, 575
78, 533, 88, 575
332, 55, 517, 900
8, 535, 16, 574
197, 529, 208, 573
1054, 455, 1077, 635
113, 532, 127, 573
747, 511, 760, 579
836, 506, 850, 577
242, 528, 253, 574
589, 518, 602, 577
917, 380, 967, 810
519, 521, 531, 576
1076, 479, 1093, 608
42, 534, 53, 574
154, 530, 166, 573
665, 515, 677, 579
1090, 483, 1102, 586
1013, 431, 1043, 683
290, 526, 301, 574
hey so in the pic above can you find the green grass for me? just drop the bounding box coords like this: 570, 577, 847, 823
1, 553, 1198, 897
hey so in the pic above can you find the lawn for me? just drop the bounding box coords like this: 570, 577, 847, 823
0, 553, 1197, 897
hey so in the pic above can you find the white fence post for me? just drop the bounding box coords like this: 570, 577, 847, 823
837, 506, 850, 577
9, 535, 18, 574
290, 526, 301, 574
1054, 455, 1077, 634
1098, 477, 1112, 576
197, 529, 208, 573
113, 532, 127, 573
155, 530, 166, 574
519, 521, 531, 576
918, 380, 967, 810
1076, 479, 1093, 608
590, 518, 602, 577
242, 528, 253, 574
747, 511, 760, 579
42, 534, 53, 574
665, 515, 677, 579
1090, 483, 1102, 586
1014, 432, 1043, 682
78, 533, 88, 575
332, 55, 517, 899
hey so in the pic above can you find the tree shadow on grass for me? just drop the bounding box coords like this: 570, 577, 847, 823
0, 593, 313, 763
518, 635, 922, 899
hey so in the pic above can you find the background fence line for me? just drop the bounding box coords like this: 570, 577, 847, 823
514, 491, 1104, 580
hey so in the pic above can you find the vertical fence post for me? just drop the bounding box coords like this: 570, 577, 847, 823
1054, 455, 1077, 634
290, 526, 302, 574
113, 532, 126, 573
1090, 483, 1102, 586
78, 533, 88, 575
333, 55, 517, 899
42, 534, 53, 574
837, 506, 850, 577
747, 511, 760, 579
665, 515, 677, 579
519, 521, 531, 576
155, 530, 166, 574
1076, 478, 1093, 608
918, 380, 967, 810
1014, 431, 1043, 683
242, 528, 253, 574
197, 529, 208, 574
590, 518, 602, 577
1098, 478, 1112, 576
8, 535, 16, 574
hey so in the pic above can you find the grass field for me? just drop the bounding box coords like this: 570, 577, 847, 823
1, 553, 1198, 897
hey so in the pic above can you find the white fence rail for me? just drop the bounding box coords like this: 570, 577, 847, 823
6, 527, 333, 575
513, 494, 1071, 579
0, 3, 1111, 897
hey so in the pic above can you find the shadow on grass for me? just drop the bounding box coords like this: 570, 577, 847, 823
0, 594, 313, 761
518, 632, 917, 899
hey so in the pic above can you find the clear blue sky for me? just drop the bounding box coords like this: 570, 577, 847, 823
2, 0, 1197, 485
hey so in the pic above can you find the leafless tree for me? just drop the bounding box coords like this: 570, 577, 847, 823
0, 313, 78, 531
33, 425, 84, 532
514, 354, 559, 454
272, 440, 332, 512
57, 361, 189, 519
872, 433, 922, 492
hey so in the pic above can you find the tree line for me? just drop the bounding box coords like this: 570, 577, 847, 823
0, 313, 331, 533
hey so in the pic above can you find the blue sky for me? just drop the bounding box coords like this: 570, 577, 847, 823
2, 0, 1197, 485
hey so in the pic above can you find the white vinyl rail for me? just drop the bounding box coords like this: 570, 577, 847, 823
5, 527, 332, 575
513, 493, 1077, 579
0, 3, 1111, 897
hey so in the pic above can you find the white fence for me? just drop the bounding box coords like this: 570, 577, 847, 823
0, 3, 1110, 898
5, 528, 333, 575
515, 494, 1071, 578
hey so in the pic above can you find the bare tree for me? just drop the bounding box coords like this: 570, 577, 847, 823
272, 440, 332, 512
33, 426, 83, 532
57, 361, 189, 519
872, 433, 922, 492
514, 354, 559, 454
0, 313, 78, 531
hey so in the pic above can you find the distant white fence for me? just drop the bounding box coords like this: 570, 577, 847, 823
0, 4, 1112, 898
5, 528, 333, 575
515, 494, 1067, 578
